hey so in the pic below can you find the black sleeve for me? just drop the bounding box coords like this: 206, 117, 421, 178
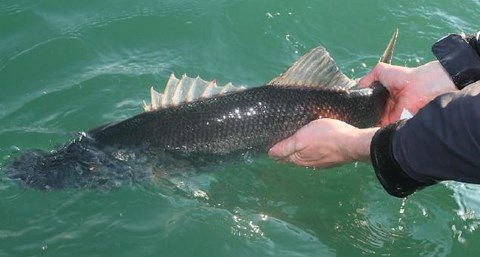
465, 32, 480, 55
371, 85, 480, 197
432, 33, 480, 89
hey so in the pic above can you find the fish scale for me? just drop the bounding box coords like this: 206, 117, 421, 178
5, 31, 398, 190
90, 85, 387, 154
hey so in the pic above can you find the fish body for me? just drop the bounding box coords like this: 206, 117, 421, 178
90, 84, 387, 155
4, 31, 398, 190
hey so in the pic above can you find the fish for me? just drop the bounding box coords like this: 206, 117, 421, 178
3, 31, 398, 190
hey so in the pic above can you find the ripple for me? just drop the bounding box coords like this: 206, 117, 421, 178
448, 182, 480, 243
2, 0, 480, 256
0, 0, 42, 16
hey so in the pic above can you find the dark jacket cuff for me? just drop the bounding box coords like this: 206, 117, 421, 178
370, 121, 433, 198
465, 32, 480, 55
432, 34, 480, 90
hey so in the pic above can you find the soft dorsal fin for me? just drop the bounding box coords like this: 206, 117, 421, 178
269, 29, 399, 89
268, 47, 356, 90
143, 74, 246, 112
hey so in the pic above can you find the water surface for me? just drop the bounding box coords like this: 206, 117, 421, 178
1, 1, 480, 256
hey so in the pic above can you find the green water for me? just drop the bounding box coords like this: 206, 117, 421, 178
1, 0, 480, 256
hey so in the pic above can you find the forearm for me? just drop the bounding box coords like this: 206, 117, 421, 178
394, 85, 480, 182
465, 32, 480, 55
371, 84, 480, 197
348, 127, 378, 163
369, 32, 480, 197
370, 119, 435, 197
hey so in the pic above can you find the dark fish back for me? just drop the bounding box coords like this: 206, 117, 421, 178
90, 85, 387, 154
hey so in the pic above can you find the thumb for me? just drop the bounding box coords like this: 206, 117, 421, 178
357, 63, 389, 88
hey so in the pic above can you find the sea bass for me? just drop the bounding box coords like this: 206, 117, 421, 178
5, 31, 397, 190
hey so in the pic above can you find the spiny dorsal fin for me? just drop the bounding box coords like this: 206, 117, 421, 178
143, 30, 400, 112
268, 47, 356, 90
143, 74, 246, 112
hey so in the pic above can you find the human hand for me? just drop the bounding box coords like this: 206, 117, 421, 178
268, 119, 378, 168
358, 61, 457, 126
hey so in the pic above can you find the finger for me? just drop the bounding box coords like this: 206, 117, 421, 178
286, 152, 321, 168
268, 138, 303, 160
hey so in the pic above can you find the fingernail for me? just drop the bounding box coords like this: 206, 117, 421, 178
268, 146, 280, 159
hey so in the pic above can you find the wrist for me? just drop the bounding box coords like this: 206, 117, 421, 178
346, 127, 378, 163
432, 34, 480, 89
419, 61, 457, 95
370, 121, 434, 197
